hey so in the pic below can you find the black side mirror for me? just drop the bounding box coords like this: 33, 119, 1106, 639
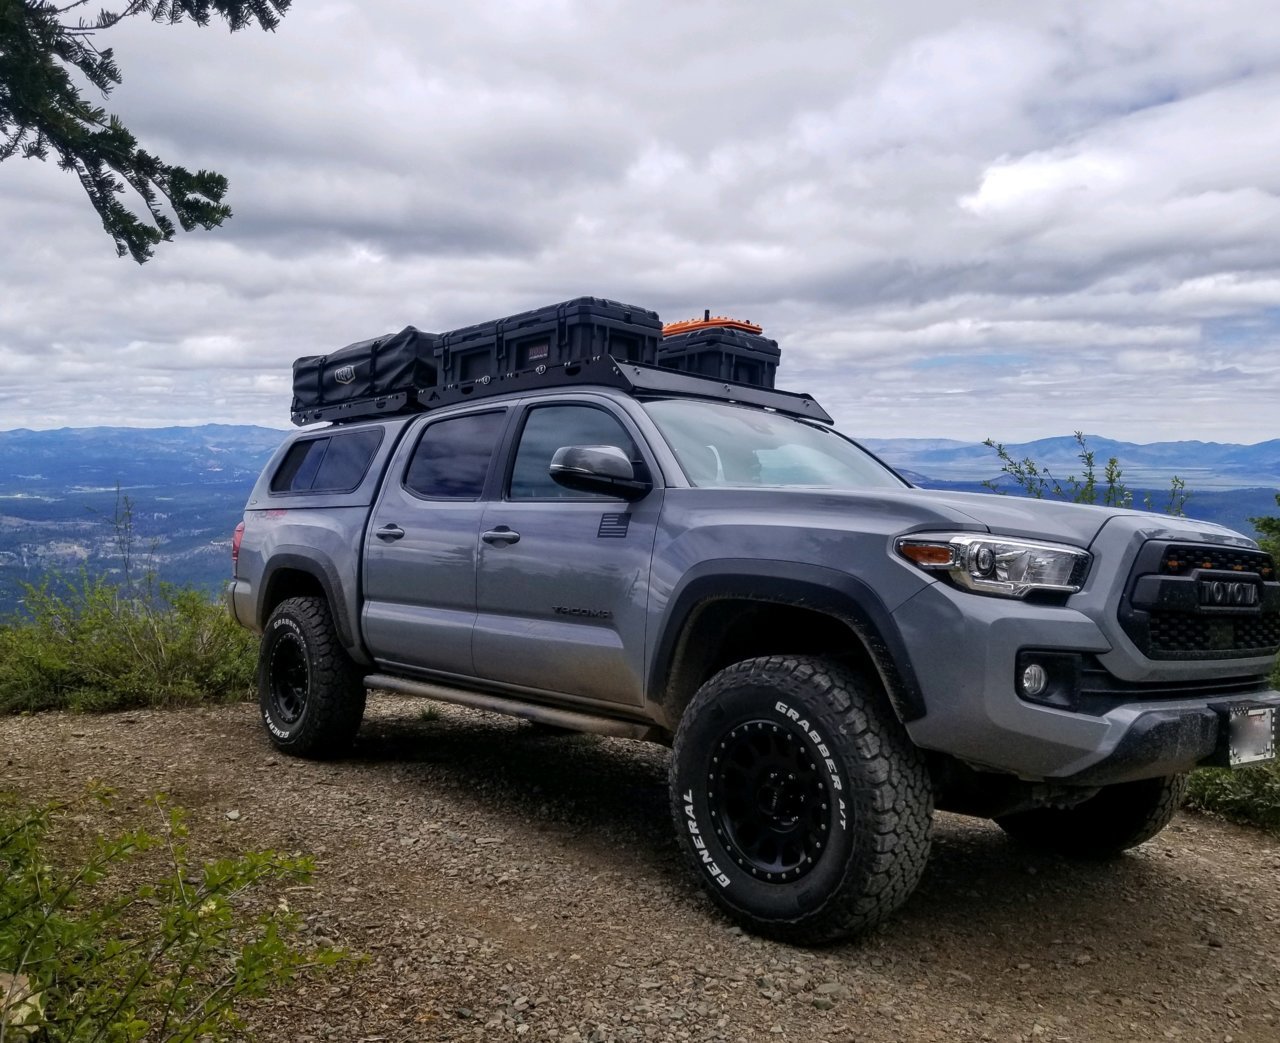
549, 445, 652, 500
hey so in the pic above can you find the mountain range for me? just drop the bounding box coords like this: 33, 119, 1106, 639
0, 425, 1275, 615
859, 435, 1280, 489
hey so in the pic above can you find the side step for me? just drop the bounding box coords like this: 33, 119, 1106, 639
364, 673, 664, 742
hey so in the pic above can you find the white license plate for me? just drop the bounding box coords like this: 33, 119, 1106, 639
1228, 707, 1277, 766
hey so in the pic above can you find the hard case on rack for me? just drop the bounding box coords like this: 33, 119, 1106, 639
657, 326, 780, 389
435, 297, 662, 385
291, 325, 440, 426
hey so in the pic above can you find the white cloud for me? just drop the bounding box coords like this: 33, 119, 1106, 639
2, 1, 1280, 442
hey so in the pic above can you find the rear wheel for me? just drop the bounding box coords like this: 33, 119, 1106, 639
258, 596, 365, 758
669, 655, 933, 945
995, 774, 1188, 857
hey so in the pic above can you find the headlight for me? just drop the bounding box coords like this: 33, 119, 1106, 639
895, 533, 1091, 599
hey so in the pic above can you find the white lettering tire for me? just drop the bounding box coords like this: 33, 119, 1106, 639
669, 655, 933, 945
258, 596, 365, 758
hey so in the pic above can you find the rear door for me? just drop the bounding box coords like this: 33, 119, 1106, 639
362, 407, 510, 676
472, 398, 663, 707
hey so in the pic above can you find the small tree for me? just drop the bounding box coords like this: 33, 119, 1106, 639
984, 431, 1189, 515
1251, 494, 1280, 688
0, 1, 290, 262
1251, 493, 1280, 560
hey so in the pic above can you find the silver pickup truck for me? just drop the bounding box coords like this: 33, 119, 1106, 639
228, 357, 1280, 944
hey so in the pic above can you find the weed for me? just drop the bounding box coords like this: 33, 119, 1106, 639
0, 573, 255, 714
1186, 762, 1280, 833
0, 787, 345, 1041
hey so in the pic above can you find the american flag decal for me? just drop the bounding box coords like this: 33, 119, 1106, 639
597, 513, 631, 538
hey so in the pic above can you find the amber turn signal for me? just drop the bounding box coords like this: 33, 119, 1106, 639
897, 542, 953, 566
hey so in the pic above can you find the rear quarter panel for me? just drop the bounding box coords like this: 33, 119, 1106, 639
231, 418, 413, 660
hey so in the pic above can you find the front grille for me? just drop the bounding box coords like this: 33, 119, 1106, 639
1148, 611, 1280, 657
1120, 541, 1280, 661
1159, 545, 1276, 580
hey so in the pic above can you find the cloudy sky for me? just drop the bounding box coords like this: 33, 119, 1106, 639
3, 0, 1280, 443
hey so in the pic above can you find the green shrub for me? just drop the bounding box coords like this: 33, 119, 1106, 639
1187, 762, 1280, 832
0, 572, 256, 714
0, 788, 343, 1041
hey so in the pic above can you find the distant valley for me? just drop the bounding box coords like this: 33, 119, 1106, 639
0, 425, 1276, 615
0, 425, 285, 613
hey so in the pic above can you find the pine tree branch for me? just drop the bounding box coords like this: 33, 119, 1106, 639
0, 0, 289, 261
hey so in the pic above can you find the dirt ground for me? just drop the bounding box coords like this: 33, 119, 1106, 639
4, 695, 1279, 1043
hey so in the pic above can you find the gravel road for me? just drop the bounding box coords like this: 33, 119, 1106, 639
4, 696, 1280, 1043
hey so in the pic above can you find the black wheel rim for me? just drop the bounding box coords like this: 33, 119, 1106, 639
707, 719, 831, 883
268, 633, 309, 725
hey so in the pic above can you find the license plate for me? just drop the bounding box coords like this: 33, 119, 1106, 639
1228, 707, 1277, 766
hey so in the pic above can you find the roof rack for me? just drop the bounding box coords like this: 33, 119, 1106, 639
603, 358, 831, 423
294, 355, 833, 427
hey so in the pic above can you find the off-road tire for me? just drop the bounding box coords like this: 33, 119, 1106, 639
258, 596, 365, 759
995, 774, 1188, 858
669, 655, 933, 945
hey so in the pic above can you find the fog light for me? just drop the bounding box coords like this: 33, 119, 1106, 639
1015, 651, 1083, 710
1020, 663, 1048, 698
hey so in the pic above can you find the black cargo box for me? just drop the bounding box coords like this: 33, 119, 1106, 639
436, 297, 661, 385
291, 325, 439, 426
657, 326, 780, 389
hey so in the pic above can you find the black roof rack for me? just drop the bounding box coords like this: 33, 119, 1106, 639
603, 359, 832, 424
296, 355, 833, 427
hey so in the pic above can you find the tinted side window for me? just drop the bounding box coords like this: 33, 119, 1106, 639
509, 405, 639, 500
272, 439, 326, 493
313, 428, 382, 490
270, 428, 382, 494
404, 411, 506, 499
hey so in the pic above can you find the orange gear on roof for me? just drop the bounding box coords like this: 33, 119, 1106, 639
663, 314, 764, 337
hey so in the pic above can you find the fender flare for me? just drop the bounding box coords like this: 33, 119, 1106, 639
257, 553, 370, 665
648, 559, 927, 722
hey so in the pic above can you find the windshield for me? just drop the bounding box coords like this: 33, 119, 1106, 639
643, 399, 907, 491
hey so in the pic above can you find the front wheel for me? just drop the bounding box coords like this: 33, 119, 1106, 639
258, 596, 365, 758
995, 775, 1188, 857
669, 655, 933, 945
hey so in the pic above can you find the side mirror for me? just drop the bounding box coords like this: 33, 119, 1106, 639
549, 445, 651, 500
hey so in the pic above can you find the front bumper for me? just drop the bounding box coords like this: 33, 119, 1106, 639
894, 578, 1280, 783
1060, 701, 1278, 786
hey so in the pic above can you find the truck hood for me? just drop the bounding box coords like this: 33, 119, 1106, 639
902, 488, 1252, 549
902, 489, 1141, 547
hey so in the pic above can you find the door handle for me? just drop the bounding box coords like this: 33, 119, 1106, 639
376, 524, 405, 541
481, 526, 521, 546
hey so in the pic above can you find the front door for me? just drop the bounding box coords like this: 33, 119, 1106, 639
473, 401, 662, 707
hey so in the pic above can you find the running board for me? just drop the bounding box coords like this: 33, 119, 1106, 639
363, 674, 663, 741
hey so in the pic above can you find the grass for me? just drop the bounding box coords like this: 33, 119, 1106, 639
0, 571, 256, 714
0, 787, 343, 1041
1186, 763, 1280, 832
